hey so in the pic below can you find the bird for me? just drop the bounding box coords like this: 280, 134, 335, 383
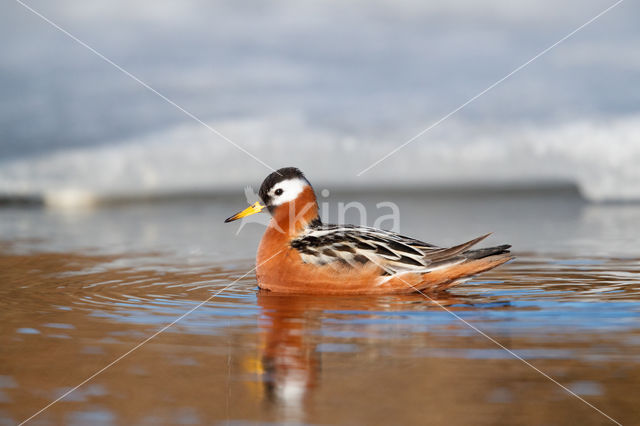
225, 167, 513, 294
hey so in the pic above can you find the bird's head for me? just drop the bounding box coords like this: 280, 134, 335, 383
225, 167, 320, 233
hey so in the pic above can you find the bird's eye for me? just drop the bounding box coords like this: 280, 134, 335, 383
274, 188, 283, 196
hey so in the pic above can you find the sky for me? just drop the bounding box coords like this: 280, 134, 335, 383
1, 0, 639, 201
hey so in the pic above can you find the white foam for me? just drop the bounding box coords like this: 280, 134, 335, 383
1, 113, 639, 207
43, 189, 98, 209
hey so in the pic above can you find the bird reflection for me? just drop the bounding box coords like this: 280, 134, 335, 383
251, 289, 473, 423
256, 291, 319, 423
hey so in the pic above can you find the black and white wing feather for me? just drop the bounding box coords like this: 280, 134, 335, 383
290, 225, 494, 275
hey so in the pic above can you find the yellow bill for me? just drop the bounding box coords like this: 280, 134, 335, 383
224, 202, 265, 223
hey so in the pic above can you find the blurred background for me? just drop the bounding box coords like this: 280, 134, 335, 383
1, 0, 639, 205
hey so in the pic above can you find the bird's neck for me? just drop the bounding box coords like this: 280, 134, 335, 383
270, 186, 320, 237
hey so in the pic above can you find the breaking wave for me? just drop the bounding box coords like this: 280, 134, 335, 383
1, 113, 639, 207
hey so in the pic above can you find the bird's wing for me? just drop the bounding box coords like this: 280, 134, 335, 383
290, 225, 491, 275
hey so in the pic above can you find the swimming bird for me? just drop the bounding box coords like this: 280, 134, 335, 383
225, 167, 513, 294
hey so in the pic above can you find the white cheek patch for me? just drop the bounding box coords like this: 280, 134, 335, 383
270, 178, 307, 206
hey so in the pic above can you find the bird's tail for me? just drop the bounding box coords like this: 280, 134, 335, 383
417, 241, 514, 292
463, 244, 512, 260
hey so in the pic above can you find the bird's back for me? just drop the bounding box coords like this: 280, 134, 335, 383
256, 224, 513, 294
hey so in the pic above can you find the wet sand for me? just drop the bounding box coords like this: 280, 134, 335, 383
1, 191, 640, 424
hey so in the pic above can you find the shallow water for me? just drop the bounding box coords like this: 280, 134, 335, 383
1, 190, 640, 425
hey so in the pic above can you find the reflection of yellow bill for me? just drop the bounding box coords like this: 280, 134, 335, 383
225, 202, 265, 223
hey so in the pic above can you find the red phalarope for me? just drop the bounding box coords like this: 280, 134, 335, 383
225, 167, 513, 294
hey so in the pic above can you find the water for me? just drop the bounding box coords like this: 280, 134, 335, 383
1, 190, 640, 425
3, 3, 640, 421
